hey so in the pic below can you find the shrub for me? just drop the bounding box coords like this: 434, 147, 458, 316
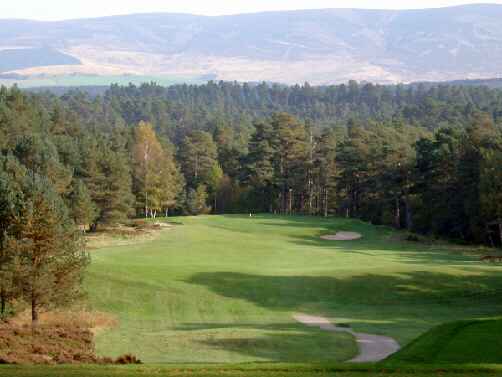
115, 353, 142, 364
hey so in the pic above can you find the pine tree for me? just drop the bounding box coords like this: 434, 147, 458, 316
178, 131, 219, 189
245, 121, 276, 212
7, 173, 89, 324
313, 129, 337, 216
185, 185, 210, 215
68, 179, 97, 229
98, 147, 135, 224
270, 113, 308, 213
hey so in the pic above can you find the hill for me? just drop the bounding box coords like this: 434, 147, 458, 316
0, 47, 80, 72
387, 319, 502, 364
2, 4, 502, 85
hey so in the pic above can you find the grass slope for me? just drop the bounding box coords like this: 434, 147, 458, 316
388, 319, 502, 364
85, 215, 502, 363
0, 48, 80, 73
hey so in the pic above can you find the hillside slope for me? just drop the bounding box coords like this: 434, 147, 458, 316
1, 4, 502, 84
387, 320, 502, 364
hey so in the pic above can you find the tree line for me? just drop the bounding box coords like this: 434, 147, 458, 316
1, 81, 502, 318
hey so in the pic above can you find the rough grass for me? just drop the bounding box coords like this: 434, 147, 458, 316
387, 319, 502, 364
84, 214, 502, 363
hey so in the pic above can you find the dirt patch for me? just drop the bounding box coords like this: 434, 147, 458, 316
320, 232, 362, 241
294, 313, 400, 362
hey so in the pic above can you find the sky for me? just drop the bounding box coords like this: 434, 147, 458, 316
1, 0, 502, 21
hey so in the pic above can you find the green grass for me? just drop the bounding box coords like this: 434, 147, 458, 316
0, 74, 206, 88
82, 214, 502, 363
388, 319, 502, 364
3, 364, 502, 377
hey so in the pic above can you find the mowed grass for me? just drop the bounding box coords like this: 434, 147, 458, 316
4, 364, 502, 377
85, 215, 502, 363
388, 319, 502, 364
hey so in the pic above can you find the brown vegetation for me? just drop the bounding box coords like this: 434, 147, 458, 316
0, 310, 142, 364
85, 220, 171, 250
480, 255, 502, 263
0, 320, 96, 364
10, 309, 118, 335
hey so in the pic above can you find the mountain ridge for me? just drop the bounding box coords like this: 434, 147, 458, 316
1, 4, 502, 85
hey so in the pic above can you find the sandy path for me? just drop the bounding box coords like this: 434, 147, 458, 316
294, 314, 400, 363
320, 232, 362, 241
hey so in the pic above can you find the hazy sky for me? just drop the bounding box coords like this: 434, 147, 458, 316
2, 0, 502, 21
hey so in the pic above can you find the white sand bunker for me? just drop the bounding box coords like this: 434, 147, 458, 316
321, 232, 362, 241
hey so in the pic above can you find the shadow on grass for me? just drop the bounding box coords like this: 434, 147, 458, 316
229, 214, 491, 267
183, 270, 502, 362
187, 270, 502, 311
195, 328, 356, 363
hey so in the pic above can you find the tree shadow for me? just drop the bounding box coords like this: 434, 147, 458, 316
187, 271, 502, 309
195, 327, 356, 363
183, 270, 502, 360
243, 215, 491, 266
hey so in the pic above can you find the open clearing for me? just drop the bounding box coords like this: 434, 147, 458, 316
84, 214, 502, 363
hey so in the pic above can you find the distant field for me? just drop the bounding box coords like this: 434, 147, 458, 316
83, 215, 502, 364
0, 74, 206, 88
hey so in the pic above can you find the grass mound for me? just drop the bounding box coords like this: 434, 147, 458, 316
387, 319, 502, 364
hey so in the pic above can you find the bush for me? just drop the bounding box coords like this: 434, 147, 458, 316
406, 234, 421, 242
115, 354, 142, 364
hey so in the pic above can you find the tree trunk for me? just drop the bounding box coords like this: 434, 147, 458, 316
145, 191, 149, 219
499, 222, 502, 249
404, 197, 413, 230
1, 289, 6, 316
324, 188, 328, 218
394, 197, 401, 229
31, 295, 38, 326
288, 189, 293, 214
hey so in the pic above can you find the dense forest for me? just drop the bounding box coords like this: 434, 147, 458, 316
1, 80, 502, 318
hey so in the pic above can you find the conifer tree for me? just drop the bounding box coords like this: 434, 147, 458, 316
185, 185, 210, 215
178, 131, 219, 189
7, 173, 89, 324
0, 156, 26, 316
68, 179, 97, 228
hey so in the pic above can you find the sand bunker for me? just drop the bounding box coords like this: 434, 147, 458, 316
320, 232, 362, 241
